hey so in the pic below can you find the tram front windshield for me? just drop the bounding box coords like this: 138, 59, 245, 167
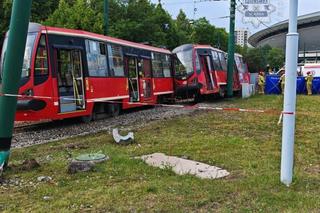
235, 56, 248, 73
0, 33, 37, 82
174, 47, 194, 79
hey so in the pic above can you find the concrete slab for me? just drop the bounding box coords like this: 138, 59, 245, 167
139, 153, 229, 179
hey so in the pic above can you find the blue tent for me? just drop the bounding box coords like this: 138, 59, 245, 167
265, 75, 281, 94
265, 75, 320, 95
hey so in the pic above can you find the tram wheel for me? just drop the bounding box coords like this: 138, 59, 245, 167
80, 114, 93, 123
108, 103, 120, 117
219, 87, 226, 98
193, 91, 202, 103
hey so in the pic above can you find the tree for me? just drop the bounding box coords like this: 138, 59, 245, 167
242, 45, 285, 73
31, 0, 59, 23
267, 48, 285, 70
0, 0, 59, 42
243, 47, 265, 73
45, 0, 104, 34
175, 10, 192, 45
1, 0, 232, 52
191, 18, 216, 45
213, 28, 228, 51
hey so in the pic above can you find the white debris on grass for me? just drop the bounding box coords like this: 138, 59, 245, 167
139, 153, 229, 179
112, 128, 134, 144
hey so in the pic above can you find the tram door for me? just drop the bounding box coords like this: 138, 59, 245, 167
139, 58, 153, 101
233, 63, 241, 90
127, 57, 140, 102
200, 55, 215, 91
56, 49, 85, 113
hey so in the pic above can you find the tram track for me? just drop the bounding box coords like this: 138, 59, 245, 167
11, 105, 195, 149
11, 99, 236, 149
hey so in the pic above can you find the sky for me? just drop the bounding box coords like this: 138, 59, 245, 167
150, 0, 320, 34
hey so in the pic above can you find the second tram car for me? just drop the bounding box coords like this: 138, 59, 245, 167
172, 44, 245, 99
0, 23, 174, 121
235, 53, 250, 84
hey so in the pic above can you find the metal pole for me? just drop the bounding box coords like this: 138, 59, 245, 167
281, 0, 299, 186
104, 0, 109, 35
0, 0, 32, 170
227, 0, 236, 97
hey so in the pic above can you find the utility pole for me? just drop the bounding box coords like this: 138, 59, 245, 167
281, 0, 299, 186
104, 0, 109, 35
226, 0, 236, 97
0, 0, 33, 171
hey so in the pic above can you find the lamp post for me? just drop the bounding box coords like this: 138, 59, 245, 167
226, 0, 236, 97
281, 0, 299, 186
0, 0, 33, 171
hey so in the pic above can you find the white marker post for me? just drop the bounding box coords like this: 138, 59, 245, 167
281, 0, 299, 186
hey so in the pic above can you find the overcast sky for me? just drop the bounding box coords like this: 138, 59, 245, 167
150, 0, 320, 34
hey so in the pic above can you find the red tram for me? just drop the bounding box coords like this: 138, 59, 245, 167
172, 44, 248, 99
235, 53, 250, 84
0, 23, 174, 121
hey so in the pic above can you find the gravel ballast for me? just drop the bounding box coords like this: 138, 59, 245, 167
12, 106, 196, 148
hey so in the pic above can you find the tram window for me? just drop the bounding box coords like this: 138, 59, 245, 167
86, 40, 108, 77
107, 44, 125, 77
195, 54, 201, 71
235, 56, 245, 73
34, 35, 48, 76
142, 59, 152, 78
218, 52, 227, 71
162, 55, 171, 77
211, 51, 222, 70
151, 52, 164, 77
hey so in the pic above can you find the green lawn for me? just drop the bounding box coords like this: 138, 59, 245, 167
1, 95, 319, 212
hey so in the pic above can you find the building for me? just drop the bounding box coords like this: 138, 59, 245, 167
235, 28, 250, 47
249, 12, 320, 64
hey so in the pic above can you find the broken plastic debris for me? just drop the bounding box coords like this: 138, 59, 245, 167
112, 128, 134, 144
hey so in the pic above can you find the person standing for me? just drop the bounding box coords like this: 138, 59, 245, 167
279, 69, 285, 95
305, 71, 314, 95
258, 71, 265, 94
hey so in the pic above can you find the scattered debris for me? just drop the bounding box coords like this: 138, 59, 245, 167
43, 196, 51, 201
112, 128, 134, 145
20, 159, 40, 171
45, 155, 53, 161
139, 153, 230, 179
68, 161, 96, 174
37, 176, 52, 182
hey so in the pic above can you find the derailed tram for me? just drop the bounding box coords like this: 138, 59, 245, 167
172, 44, 249, 99
0, 24, 250, 122
0, 23, 174, 122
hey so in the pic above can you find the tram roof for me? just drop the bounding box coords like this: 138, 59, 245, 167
172, 44, 226, 54
26, 23, 171, 54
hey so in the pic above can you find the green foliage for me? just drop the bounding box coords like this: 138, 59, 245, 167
0, 0, 59, 44
242, 45, 285, 73
267, 47, 285, 70
175, 10, 192, 45
1, 0, 229, 51
45, 0, 104, 34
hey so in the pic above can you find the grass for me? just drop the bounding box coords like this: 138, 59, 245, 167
1, 95, 319, 212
